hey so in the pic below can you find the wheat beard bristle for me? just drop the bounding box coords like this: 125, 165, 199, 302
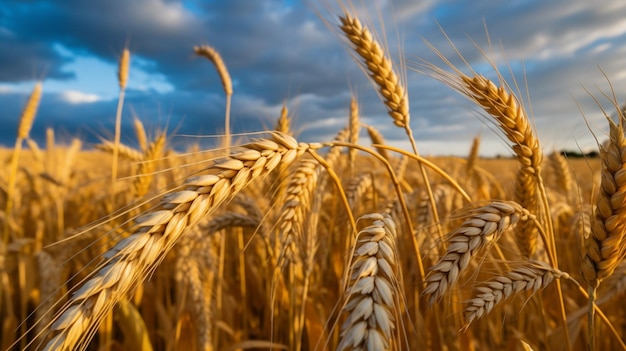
41, 132, 316, 351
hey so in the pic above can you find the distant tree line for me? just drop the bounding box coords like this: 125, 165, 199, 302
491, 149, 599, 159
559, 150, 599, 158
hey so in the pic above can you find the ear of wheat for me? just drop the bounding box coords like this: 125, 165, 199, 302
423, 201, 532, 304
41, 132, 316, 351
461, 75, 543, 258
338, 14, 409, 129
581, 111, 626, 287
338, 213, 400, 351
463, 260, 569, 328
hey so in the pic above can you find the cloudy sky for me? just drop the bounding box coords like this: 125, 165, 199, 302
1, 0, 625, 156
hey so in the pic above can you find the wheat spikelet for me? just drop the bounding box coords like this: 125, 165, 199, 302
118, 49, 130, 90
337, 213, 399, 351
194, 45, 233, 97
339, 14, 409, 128
41, 132, 316, 351
580, 112, 626, 286
18, 82, 42, 139
464, 260, 569, 327
423, 201, 532, 304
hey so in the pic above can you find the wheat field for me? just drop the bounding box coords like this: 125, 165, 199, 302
1, 6, 625, 351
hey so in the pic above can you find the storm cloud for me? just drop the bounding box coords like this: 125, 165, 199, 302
1, 0, 625, 156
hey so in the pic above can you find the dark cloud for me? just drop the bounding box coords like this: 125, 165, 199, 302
1, 0, 625, 155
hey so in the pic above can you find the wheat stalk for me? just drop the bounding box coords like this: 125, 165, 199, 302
41, 132, 316, 351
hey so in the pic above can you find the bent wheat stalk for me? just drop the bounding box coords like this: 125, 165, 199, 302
40, 132, 316, 351
194, 45, 233, 152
